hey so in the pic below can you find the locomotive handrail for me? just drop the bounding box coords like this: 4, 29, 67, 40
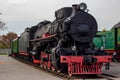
29, 34, 56, 42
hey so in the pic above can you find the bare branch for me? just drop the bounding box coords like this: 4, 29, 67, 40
0, 21, 5, 30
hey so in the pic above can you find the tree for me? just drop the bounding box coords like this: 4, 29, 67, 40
0, 32, 18, 49
0, 21, 5, 30
0, 13, 6, 30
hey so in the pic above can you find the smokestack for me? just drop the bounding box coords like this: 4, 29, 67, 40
71, 4, 78, 16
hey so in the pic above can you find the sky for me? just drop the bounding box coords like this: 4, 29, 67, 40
0, 0, 120, 36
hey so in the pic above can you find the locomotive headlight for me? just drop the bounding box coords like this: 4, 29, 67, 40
78, 3, 87, 11
32, 52, 36, 55
30, 51, 36, 55
72, 46, 76, 50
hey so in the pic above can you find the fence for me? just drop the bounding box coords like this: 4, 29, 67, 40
0, 49, 11, 55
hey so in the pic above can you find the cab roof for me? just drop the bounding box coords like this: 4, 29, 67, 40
112, 22, 120, 28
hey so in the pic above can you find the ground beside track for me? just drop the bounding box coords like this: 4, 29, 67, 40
0, 55, 62, 80
102, 62, 120, 78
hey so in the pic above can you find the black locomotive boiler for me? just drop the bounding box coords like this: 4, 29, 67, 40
11, 3, 111, 76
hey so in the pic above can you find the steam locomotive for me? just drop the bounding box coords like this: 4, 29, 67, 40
11, 3, 111, 76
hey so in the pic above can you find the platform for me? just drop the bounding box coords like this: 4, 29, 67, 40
102, 62, 120, 78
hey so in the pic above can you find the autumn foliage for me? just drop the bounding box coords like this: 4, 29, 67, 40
0, 32, 18, 49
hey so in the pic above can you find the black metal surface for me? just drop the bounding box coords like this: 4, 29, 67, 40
55, 7, 72, 20
19, 31, 29, 52
70, 11, 97, 43
34, 23, 51, 38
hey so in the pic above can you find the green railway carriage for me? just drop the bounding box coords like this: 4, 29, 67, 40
93, 31, 105, 49
105, 29, 116, 50
105, 23, 120, 50
11, 38, 19, 55
94, 22, 120, 50
117, 27, 120, 48
93, 22, 120, 61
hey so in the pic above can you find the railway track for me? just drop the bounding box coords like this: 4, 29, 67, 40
98, 74, 117, 80
12, 57, 117, 80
